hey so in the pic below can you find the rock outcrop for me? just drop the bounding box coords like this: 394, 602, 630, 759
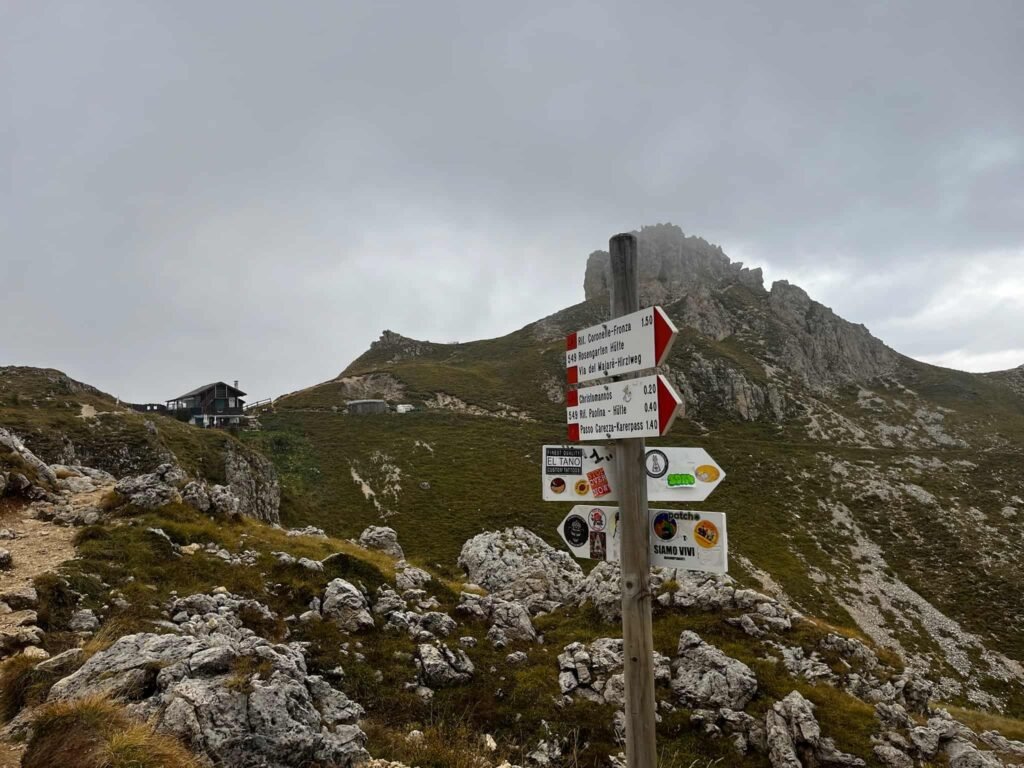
46, 591, 367, 768
673, 631, 758, 711
458, 527, 584, 612
223, 442, 280, 524
358, 525, 405, 559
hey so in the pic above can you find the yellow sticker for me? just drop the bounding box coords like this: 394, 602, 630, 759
695, 464, 720, 483
574, 479, 590, 496
693, 519, 720, 549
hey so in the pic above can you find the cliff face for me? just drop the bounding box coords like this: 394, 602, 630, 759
584, 223, 900, 392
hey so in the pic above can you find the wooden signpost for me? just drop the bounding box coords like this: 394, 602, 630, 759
607, 234, 658, 768
545, 233, 729, 768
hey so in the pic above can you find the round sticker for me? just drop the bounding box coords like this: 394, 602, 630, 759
693, 519, 720, 548
550, 477, 567, 494
563, 515, 589, 547
588, 508, 607, 531
695, 464, 720, 483
574, 479, 590, 496
652, 512, 678, 541
645, 449, 669, 478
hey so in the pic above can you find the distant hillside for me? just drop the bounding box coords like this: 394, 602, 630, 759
0, 366, 264, 486
253, 224, 1024, 717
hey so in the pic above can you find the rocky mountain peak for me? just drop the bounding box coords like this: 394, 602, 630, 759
583, 223, 765, 304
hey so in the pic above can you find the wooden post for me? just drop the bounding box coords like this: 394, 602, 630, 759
610, 233, 657, 767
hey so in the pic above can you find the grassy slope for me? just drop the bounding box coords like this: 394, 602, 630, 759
0, 366, 252, 483
11, 498, 996, 768
247, 296, 1024, 714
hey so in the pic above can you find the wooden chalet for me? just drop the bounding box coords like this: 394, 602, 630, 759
166, 381, 247, 428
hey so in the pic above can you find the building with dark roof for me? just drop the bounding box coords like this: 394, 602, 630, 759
166, 381, 247, 428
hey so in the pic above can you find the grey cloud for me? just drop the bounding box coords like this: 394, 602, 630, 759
2, 0, 1022, 402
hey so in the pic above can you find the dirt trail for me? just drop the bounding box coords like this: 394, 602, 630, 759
0, 484, 111, 767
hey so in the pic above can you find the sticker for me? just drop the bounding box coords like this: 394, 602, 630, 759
587, 467, 612, 498
563, 515, 589, 547
695, 464, 720, 483
589, 531, 607, 560
693, 519, 720, 548
652, 512, 678, 541
546, 447, 584, 476
667, 473, 696, 487
645, 449, 669, 478
574, 479, 590, 496
550, 478, 567, 494
588, 508, 607, 531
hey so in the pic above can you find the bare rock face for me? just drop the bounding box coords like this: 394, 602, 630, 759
584, 224, 761, 305
458, 527, 584, 612
223, 442, 280, 524
582, 223, 899, 394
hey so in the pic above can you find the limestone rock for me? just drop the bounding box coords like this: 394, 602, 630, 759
457, 592, 537, 645
322, 579, 374, 632
48, 631, 366, 767
672, 631, 757, 711
359, 526, 405, 559
223, 442, 280, 523
458, 527, 583, 611
114, 463, 186, 509
0, 428, 58, 488
416, 643, 474, 687
766, 691, 865, 768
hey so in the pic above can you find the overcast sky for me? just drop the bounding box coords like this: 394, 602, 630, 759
3, 1, 1022, 402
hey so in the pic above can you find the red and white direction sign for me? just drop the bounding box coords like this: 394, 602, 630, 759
556, 506, 728, 573
566, 374, 681, 441
566, 306, 678, 384
542, 445, 725, 502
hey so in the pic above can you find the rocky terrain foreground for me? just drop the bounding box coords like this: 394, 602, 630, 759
1, 421, 1024, 768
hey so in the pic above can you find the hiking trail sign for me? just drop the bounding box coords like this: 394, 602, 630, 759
566, 306, 678, 385
566, 374, 682, 441
556, 506, 728, 573
542, 445, 725, 502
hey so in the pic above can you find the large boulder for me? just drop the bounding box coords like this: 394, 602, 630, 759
458, 527, 584, 611
358, 526, 404, 559
322, 579, 374, 632
114, 463, 187, 509
672, 631, 758, 710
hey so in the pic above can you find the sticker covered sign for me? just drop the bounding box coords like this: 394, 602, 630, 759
542, 445, 725, 502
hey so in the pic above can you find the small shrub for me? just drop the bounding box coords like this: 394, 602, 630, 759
0, 654, 62, 722
23, 695, 200, 768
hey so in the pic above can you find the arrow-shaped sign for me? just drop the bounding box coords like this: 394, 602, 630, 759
556, 506, 728, 573
566, 306, 678, 385
542, 445, 725, 502
566, 374, 682, 441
